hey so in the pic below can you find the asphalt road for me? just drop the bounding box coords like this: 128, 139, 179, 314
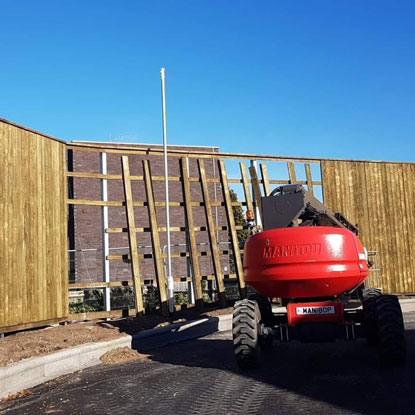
3, 313, 415, 415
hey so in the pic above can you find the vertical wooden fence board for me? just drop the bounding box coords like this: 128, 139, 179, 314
143, 159, 169, 316
404, 164, 415, 292
305, 164, 314, 196
287, 162, 297, 183
0, 122, 4, 325
260, 163, 271, 196
121, 156, 144, 314
198, 159, 226, 305
180, 157, 203, 310
60, 144, 69, 317
0, 119, 68, 332
239, 162, 254, 213
218, 160, 246, 297
249, 165, 263, 224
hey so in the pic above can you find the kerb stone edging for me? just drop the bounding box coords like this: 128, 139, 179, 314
0, 315, 232, 399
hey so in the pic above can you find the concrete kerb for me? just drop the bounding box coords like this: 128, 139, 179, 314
1, 299, 414, 399
0, 315, 232, 399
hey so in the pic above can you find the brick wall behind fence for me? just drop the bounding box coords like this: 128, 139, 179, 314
69, 144, 230, 286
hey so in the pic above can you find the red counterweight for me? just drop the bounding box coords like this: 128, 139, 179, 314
243, 226, 369, 299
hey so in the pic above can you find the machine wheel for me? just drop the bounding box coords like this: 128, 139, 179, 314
249, 293, 273, 323
362, 289, 382, 346
374, 295, 406, 367
233, 299, 262, 369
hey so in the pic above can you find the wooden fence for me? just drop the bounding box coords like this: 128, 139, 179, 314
322, 160, 415, 294
1, 117, 414, 333
67, 142, 324, 318
0, 119, 68, 333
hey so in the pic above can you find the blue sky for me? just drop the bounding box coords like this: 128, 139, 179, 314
1, 1, 414, 161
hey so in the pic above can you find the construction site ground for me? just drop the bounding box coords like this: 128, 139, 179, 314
2, 311, 415, 415
0, 307, 233, 367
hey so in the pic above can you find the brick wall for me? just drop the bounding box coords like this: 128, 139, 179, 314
69, 144, 230, 286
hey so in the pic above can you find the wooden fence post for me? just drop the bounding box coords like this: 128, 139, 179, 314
249, 165, 263, 224
143, 159, 169, 317
218, 160, 246, 298
260, 163, 271, 196
121, 156, 144, 315
198, 159, 226, 307
180, 157, 204, 311
287, 162, 297, 184
305, 163, 314, 195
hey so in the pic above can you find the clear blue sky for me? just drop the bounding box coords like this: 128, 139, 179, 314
1, 0, 414, 161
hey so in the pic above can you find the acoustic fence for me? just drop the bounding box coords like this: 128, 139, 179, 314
1, 117, 414, 334
322, 160, 415, 294
0, 119, 68, 333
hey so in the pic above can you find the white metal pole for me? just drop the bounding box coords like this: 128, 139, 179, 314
160, 67, 174, 313
100, 152, 111, 312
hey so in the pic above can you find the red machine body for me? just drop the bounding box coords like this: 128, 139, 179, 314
243, 226, 369, 299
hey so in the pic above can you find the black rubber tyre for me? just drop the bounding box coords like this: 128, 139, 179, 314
374, 295, 406, 367
249, 293, 273, 323
362, 289, 382, 346
232, 299, 261, 369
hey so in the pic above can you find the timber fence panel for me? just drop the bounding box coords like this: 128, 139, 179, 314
0, 119, 67, 333
321, 160, 415, 294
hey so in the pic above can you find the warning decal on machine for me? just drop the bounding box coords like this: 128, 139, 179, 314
296, 306, 335, 315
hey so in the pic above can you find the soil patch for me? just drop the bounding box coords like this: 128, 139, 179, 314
0, 322, 125, 367
0, 306, 233, 368
100, 347, 148, 364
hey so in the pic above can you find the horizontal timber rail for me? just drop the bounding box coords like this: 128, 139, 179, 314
66, 171, 321, 186
68, 141, 415, 165
67, 199, 248, 207
105, 249, 234, 261
105, 226, 248, 233
69, 273, 238, 290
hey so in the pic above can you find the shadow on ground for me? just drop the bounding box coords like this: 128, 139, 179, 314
2, 323, 414, 415
144, 328, 415, 415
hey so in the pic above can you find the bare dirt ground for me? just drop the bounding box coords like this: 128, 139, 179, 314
100, 346, 148, 364
0, 306, 233, 367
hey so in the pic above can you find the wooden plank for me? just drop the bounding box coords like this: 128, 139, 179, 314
180, 158, 203, 310
67, 172, 123, 180
0, 122, 5, 326
239, 162, 254, 213
305, 163, 314, 196
143, 159, 169, 316
70, 281, 134, 289
106, 248, 234, 261
198, 159, 226, 306
68, 309, 137, 321
67, 171, 183, 182
218, 160, 246, 297
249, 165, 263, 224
106, 225, 247, 234
260, 163, 271, 196
121, 156, 144, 314
287, 162, 297, 183
66, 198, 244, 208
0, 317, 67, 335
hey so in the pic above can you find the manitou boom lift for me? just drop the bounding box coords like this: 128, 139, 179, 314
233, 185, 406, 368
